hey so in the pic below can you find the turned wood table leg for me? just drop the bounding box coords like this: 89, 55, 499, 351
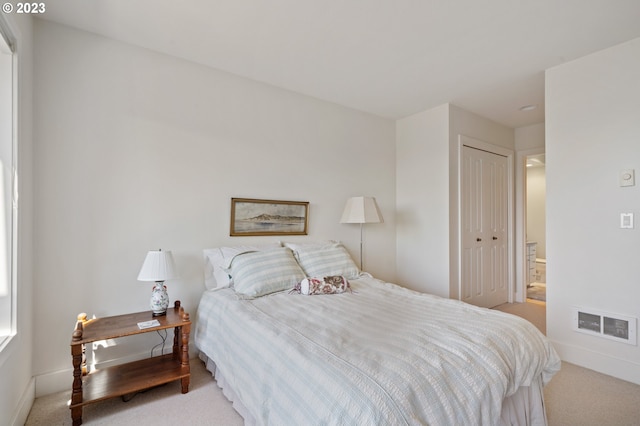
181, 317, 191, 394
71, 343, 84, 425
173, 326, 180, 361
173, 301, 181, 361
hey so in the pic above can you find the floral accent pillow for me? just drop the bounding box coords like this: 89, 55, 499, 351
291, 276, 352, 295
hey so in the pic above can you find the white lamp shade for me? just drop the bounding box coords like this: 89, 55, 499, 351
340, 196, 383, 224
137, 250, 177, 282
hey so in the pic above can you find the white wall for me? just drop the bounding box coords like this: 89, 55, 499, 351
396, 104, 450, 296
515, 123, 545, 151
32, 20, 396, 396
0, 13, 35, 426
396, 104, 514, 298
546, 37, 640, 384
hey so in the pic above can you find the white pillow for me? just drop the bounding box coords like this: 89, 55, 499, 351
282, 240, 338, 252
227, 247, 305, 298
293, 243, 360, 280
203, 243, 281, 289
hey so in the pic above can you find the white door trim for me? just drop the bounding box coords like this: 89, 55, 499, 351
457, 134, 515, 304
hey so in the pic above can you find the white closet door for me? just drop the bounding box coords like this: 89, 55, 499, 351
461, 145, 508, 308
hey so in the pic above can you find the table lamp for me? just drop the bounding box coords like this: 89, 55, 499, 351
137, 249, 177, 316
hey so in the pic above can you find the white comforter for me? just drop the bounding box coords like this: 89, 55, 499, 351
195, 276, 560, 425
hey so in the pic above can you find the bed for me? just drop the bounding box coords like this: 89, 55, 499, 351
195, 243, 561, 425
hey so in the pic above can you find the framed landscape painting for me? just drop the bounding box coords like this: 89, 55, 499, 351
230, 198, 309, 236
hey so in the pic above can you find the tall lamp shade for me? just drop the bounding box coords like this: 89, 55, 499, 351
138, 249, 177, 316
340, 197, 383, 270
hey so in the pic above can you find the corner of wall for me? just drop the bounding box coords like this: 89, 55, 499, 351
9, 377, 35, 426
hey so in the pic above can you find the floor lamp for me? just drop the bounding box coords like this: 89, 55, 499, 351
340, 196, 383, 271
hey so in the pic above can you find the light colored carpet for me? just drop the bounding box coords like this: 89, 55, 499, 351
26, 302, 640, 425
494, 300, 640, 425
544, 361, 640, 426
494, 299, 546, 335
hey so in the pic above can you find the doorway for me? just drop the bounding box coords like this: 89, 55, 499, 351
525, 154, 546, 303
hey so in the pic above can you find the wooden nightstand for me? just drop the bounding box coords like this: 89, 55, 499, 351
69, 301, 191, 426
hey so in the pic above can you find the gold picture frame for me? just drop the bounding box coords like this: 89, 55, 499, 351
230, 198, 309, 236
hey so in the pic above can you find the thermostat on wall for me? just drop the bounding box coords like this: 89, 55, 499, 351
620, 169, 635, 187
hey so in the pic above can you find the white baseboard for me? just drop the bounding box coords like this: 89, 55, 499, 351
35, 366, 73, 397
35, 344, 198, 397
10, 376, 35, 426
551, 339, 640, 385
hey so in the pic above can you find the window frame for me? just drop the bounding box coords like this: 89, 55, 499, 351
0, 14, 18, 364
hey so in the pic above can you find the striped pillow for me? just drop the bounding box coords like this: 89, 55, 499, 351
293, 244, 359, 279
228, 248, 305, 298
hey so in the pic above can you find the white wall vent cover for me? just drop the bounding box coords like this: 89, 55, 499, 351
572, 307, 637, 345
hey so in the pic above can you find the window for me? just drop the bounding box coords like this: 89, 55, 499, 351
0, 17, 16, 352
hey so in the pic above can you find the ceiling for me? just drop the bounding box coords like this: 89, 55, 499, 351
39, 0, 640, 128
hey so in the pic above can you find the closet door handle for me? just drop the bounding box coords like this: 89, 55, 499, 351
476, 238, 482, 242
492, 236, 498, 240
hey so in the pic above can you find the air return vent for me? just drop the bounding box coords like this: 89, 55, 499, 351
572, 307, 637, 345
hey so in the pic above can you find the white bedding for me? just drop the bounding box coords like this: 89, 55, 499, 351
195, 275, 560, 425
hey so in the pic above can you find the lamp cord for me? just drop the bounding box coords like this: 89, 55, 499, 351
150, 328, 168, 357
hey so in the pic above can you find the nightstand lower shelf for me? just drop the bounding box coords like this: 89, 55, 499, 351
70, 354, 190, 407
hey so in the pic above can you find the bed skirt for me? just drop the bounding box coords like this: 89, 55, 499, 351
199, 353, 549, 426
